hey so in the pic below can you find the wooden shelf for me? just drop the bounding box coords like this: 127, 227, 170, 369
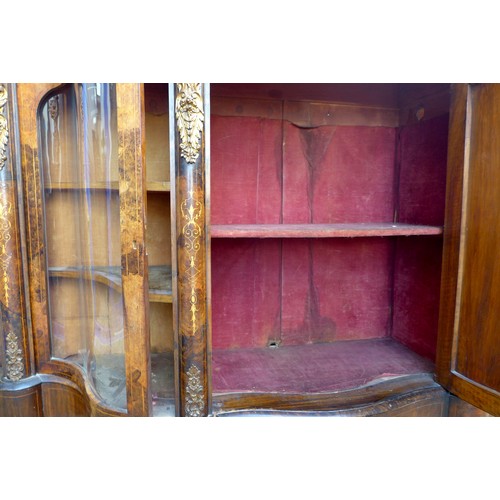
148, 266, 173, 303
211, 223, 443, 239
146, 181, 171, 193
44, 181, 171, 192
48, 264, 172, 303
212, 338, 434, 395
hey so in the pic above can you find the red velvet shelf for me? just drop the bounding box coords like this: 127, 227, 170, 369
212, 338, 434, 395
210, 223, 443, 239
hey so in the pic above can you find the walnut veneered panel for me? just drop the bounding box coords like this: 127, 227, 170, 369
437, 84, 500, 416
455, 84, 500, 391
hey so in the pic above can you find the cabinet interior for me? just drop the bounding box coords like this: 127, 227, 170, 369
210, 83, 450, 397
144, 83, 174, 415
35, 82, 452, 413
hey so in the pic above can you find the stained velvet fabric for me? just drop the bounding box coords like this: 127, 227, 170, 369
212, 339, 433, 393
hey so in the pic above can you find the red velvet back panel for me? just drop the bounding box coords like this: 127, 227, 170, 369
391, 114, 449, 360
212, 238, 393, 350
397, 114, 449, 225
211, 115, 283, 224
281, 239, 393, 345
391, 237, 444, 360
211, 239, 281, 349
283, 124, 397, 223
211, 109, 448, 353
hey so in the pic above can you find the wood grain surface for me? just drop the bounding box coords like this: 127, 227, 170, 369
437, 84, 500, 416
116, 83, 151, 416
211, 223, 443, 238
172, 83, 210, 416
212, 373, 445, 416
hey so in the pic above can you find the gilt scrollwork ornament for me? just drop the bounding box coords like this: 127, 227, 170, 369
175, 83, 204, 163
5, 331, 24, 381
181, 190, 204, 336
185, 365, 204, 417
0, 193, 12, 306
0, 85, 9, 171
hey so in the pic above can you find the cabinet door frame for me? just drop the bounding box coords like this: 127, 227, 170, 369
16, 83, 151, 416
170, 83, 211, 417
436, 83, 500, 416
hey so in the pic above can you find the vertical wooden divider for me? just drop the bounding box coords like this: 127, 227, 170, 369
171, 83, 210, 416
116, 84, 152, 416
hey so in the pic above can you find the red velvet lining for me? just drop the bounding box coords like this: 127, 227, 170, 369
210, 110, 449, 366
211, 116, 282, 225
390, 114, 449, 361
211, 239, 281, 349
397, 114, 449, 226
281, 239, 392, 345
212, 338, 434, 394
391, 237, 443, 361
283, 124, 397, 223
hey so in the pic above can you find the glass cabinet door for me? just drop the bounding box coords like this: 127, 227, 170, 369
39, 84, 128, 409
34, 83, 174, 416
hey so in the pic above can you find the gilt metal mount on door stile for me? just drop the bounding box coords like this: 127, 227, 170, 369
175, 83, 208, 417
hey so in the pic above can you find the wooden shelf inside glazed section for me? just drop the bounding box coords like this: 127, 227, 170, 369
44, 181, 171, 192
48, 264, 172, 303
212, 338, 434, 395
211, 223, 443, 239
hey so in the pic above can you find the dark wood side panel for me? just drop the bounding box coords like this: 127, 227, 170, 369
40, 376, 91, 416
455, 84, 500, 389
436, 84, 468, 388
448, 395, 492, 417
437, 83, 500, 416
0, 380, 43, 416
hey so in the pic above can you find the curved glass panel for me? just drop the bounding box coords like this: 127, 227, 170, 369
39, 84, 126, 410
